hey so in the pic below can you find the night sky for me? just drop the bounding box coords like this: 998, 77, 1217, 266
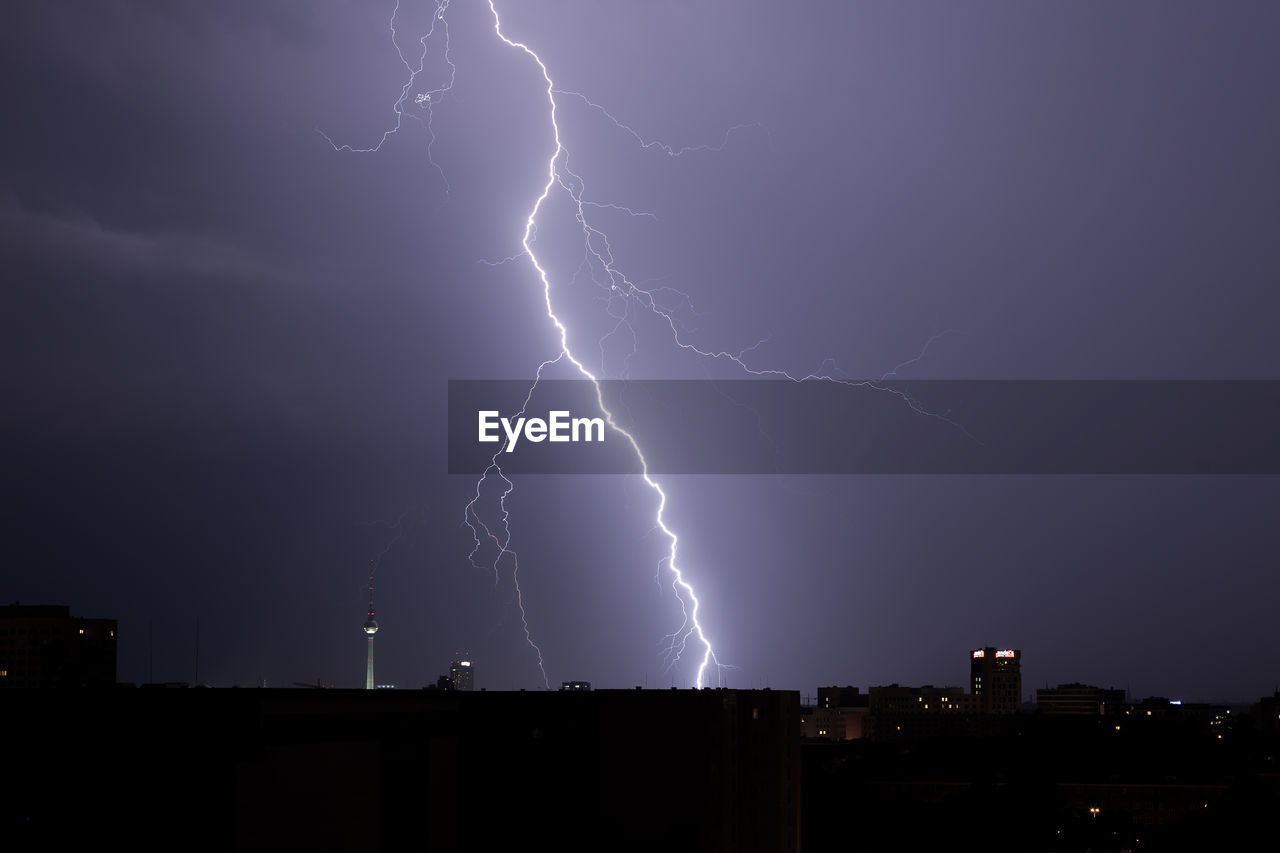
4, 1, 1279, 699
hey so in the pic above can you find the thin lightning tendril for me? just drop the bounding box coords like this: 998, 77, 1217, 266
317, 0, 456, 192
466, 507, 548, 688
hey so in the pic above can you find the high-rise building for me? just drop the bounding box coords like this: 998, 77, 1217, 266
450, 657, 473, 691
970, 647, 1021, 714
0, 603, 117, 688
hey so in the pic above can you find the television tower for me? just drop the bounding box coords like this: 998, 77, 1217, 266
363, 560, 378, 690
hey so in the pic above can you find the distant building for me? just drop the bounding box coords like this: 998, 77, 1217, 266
450, 658, 474, 691
810, 686, 869, 739
869, 684, 968, 714
0, 603, 117, 688
1036, 683, 1127, 715
818, 685, 865, 709
864, 684, 972, 740
1255, 692, 1280, 734
1126, 696, 1232, 736
814, 645, 1026, 741
970, 647, 1021, 714
560, 681, 591, 691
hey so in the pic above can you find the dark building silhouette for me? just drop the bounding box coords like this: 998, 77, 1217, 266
804, 685, 868, 739
869, 684, 967, 714
818, 685, 864, 709
0, 603, 116, 688
1125, 696, 1232, 736
863, 684, 974, 740
801, 717, 1276, 851
1036, 683, 1127, 715
851, 647, 1024, 740
3, 686, 800, 851
1257, 691, 1280, 734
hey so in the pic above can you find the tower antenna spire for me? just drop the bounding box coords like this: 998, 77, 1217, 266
363, 559, 379, 689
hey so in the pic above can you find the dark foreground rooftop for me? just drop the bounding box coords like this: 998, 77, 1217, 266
2, 687, 799, 852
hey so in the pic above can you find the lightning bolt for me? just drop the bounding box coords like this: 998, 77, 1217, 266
467, 0, 753, 689
327, 1, 963, 689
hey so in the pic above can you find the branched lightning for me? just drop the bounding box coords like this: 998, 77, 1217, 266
329, 0, 963, 689
317, 0, 456, 192
465, 507, 549, 689
468, 0, 751, 688
462, 352, 564, 690
362, 507, 419, 561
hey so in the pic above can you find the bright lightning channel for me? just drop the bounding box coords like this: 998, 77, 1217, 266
470, 1, 721, 689
326, 1, 960, 690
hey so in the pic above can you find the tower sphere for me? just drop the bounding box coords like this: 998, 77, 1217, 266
363, 617, 379, 635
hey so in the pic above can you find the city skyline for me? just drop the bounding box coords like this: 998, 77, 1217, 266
9, 599, 1275, 709
4, 1, 1280, 700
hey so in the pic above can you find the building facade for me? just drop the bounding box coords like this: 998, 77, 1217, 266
0, 604, 117, 688
1036, 683, 1127, 715
449, 658, 474, 691
810, 685, 869, 739
970, 647, 1022, 714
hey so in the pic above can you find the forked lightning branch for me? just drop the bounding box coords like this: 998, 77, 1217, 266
477, 410, 605, 453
